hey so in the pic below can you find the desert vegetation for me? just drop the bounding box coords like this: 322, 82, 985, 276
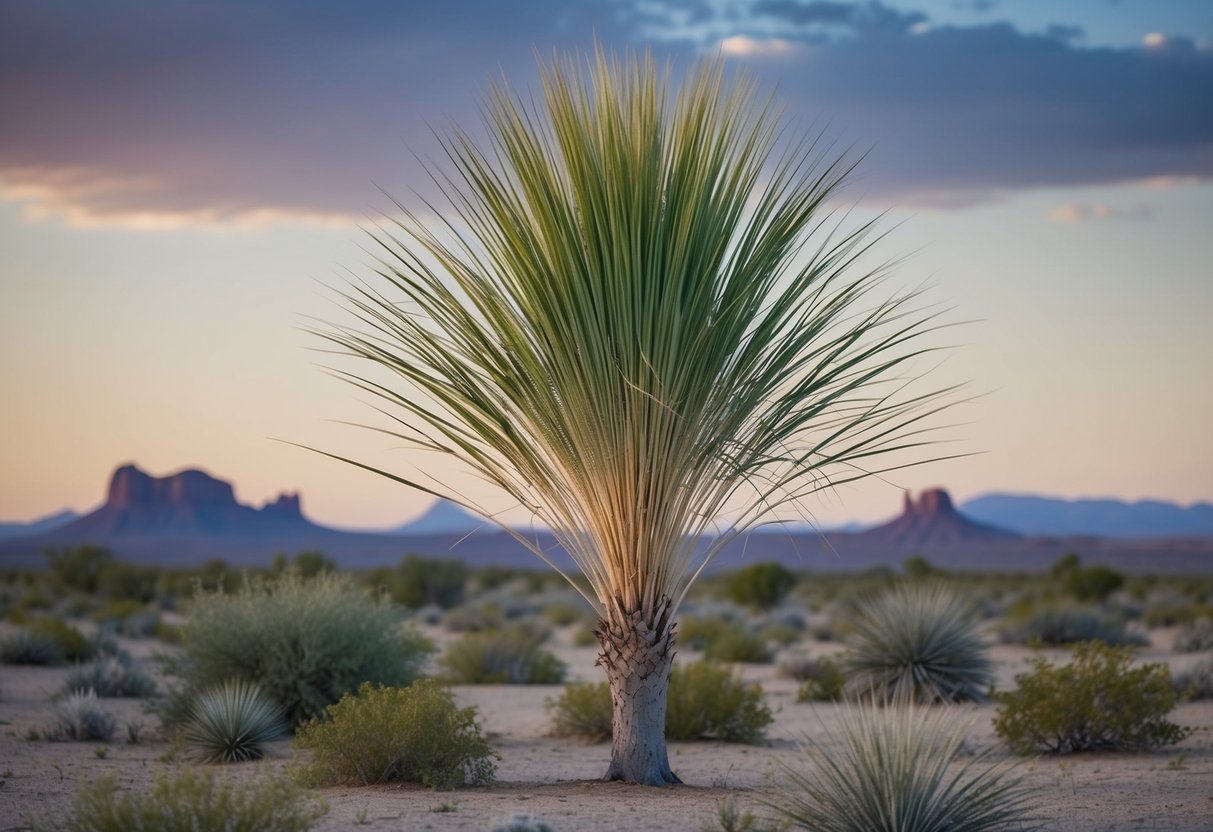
0, 548, 1211, 829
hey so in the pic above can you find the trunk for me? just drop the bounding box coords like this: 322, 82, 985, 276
595, 597, 681, 786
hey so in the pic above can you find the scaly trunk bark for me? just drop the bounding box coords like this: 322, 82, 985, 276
595, 597, 681, 786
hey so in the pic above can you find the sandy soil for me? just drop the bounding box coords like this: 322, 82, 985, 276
1, 630, 1210, 832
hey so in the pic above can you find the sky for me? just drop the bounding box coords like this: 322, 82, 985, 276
2, 0, 1211, 532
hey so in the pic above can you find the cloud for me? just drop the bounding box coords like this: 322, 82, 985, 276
1047, 202, 1153, 223
1, 0, 1211, 227
719, 35, 796, 57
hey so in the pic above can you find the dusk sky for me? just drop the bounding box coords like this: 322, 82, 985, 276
2, 0, 1211, 532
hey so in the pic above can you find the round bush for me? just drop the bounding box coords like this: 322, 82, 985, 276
439, 630, 566, 684
994, 641, 1189, 754
844, 582, 991, 703
159, 570, 433, 728
295, 680, 497, 789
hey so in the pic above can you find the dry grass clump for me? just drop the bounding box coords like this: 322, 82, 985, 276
439, 629, 566, 684
30, 770, 326, 832
45, 690, 117, 742
62, 652, 156, 699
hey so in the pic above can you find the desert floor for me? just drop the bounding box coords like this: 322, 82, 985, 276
1, 627, 1210, 832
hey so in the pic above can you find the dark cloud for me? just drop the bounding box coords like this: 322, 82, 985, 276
1, 0, 1210, 225
751, 1, 856, 25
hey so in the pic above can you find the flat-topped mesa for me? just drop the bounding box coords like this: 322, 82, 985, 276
904, 487, 956, 519
859, 487, 1018, 546
106, 464, 237, 509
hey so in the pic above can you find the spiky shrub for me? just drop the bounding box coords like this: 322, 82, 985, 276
183, 679, 285, 763
63, 653, 156, 699
999, 607, 1147, 647
32, 770, 325, 832
319, 46, 953, 784
295, 681, 497, 789
439, 630, 566, 684
0, 628, 65, 666
993, 641, 1189, 754
770, 704, 1040, 832
843, 582, 991, 702
46, 690, 116, 742
546, 681, 614, 742
159, 569, 433, 727
666, 661, 773, 743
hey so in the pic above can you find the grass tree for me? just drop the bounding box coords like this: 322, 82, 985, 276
319, 46, 954, 785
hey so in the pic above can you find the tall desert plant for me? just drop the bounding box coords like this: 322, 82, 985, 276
319, 47, 954, 784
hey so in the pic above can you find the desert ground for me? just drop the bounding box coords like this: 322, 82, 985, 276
2, 617, 1211, 832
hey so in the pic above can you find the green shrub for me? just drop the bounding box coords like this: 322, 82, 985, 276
545, 661, 772, 744
770, 704, 1039, 832
63, 653, 156, 698
545, 681, 613, 742
159, 570, 433, 728
295, 681, 497, 789
993, 641, 1189, 754
1051, 554, 1124, 602
44, 545, 113, 594
184, 679, 285, 763
33, 770, 326, 832
46, 690, 117, 742
843, 583, 991, 702
795, 657, 845, 702
666, 660, 773, 743
391, 554, 468, 609
704, 627, 772, 663
30, 618, 97, 663
679, 615, 771, 662
1172, 618, 1213, 653
439, 630, 566, 684
442, 601, 505, 632
271, 550, 336, 578
571, 622, 599, 647
1, 628, 65, 666
999, 607, 1146, 647
727, 563, 796, 610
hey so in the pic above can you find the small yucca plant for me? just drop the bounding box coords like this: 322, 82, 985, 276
770, 704, 1040, 832
844, 582, 991, 702
46, 689, 117, 742
184, 679, 285, 763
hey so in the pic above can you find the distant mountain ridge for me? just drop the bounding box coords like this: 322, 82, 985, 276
1, 466, 1210, 574
0, 509, 80, 541
960, 494, 1213, 538
392, 499, 486, 535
